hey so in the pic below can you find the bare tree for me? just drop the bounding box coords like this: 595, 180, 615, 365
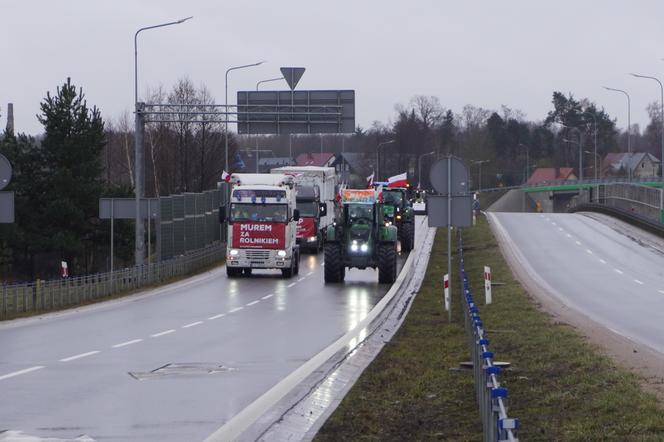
410, 95, 444, 130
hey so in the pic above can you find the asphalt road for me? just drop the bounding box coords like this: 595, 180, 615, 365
490, 212, 664, 354
0, 217, 427, 442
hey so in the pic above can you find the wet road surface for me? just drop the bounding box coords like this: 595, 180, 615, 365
0, 217, 427, 441
490, 212, 664, 354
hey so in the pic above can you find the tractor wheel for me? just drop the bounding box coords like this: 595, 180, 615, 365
226, 267, 242, 278
378, 243, 397, 284
324, 243, 345, 283
400, 222, 415, 252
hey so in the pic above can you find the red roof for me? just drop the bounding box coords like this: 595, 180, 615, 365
527, 167, 576, 185
295, 152, 336, 167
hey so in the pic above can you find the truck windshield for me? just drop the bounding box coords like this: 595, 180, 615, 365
230, 204, 288, 223
296, 201, 317, 217
346, 204, 374, 223
383, 191, 403, 205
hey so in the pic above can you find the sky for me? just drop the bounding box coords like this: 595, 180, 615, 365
2, 0, 664, 135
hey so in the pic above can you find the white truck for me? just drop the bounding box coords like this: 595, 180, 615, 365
220, 173, 300, 278
270, 166, 337, 251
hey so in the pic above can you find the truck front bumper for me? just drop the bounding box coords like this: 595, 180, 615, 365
226, 249, 293, 269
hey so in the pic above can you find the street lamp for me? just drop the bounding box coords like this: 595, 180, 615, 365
603, 86, 631, 181
470, 159, 489, 191
630, 73, 664, 222
418, 151, 436, 189
584, 150, 602, 178
133, 16, 192, 266
562, 135, 583, 181
376, 140, 395, 181
256, 77, 284, 90
225, 61, 265, 172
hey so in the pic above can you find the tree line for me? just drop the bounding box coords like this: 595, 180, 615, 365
1, 77, 663, 280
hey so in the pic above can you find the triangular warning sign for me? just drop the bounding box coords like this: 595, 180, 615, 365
280, 67, 305, 91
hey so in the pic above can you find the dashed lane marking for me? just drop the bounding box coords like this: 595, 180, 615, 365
307, 271, 314, 276
287, 282, 297, 288
599, 259, 607, 264
151, 329, 175, 338
182, 321, 203, 328
229, 307, 244, 313
614, 269, 624, 275
566, 234, 572, 238
586, 249, 593, 254
634, 279, 644, 285
59, 351, 100, 362
112, 339, 143, 348
261, 294, 274, 300
246, 300, 260, 306
658, 290, 664, 295
297, 277, 306, 282
575, 241, 582, 246
0, 366, 45, 381
208, 313, 225, 320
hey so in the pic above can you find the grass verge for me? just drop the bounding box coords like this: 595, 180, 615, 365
315, 216, 664, 441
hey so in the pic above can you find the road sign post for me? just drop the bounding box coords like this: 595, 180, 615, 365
428, 157, 471, 322
484, 266, 492, 304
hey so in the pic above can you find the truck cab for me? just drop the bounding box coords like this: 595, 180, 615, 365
221, 174, 300, 278
295, 185, 327, 251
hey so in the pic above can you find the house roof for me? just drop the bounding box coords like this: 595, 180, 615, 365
295, 152, 336, 167
527, 167, 576, 185
602, 152, 660, 173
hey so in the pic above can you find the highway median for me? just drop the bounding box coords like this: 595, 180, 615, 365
315, 216, 664, 441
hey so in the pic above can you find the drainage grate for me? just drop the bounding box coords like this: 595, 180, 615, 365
128, 362, 236, 381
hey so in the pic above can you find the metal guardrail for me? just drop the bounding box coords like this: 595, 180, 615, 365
458, 232, 519, 442
0, 243, 224, 320
480, 175, 660, 193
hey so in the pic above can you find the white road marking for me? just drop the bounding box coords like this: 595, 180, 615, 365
558, 227, 563, 231
151, 329, 175, 337
614, 269, 624, 275
208, 313, 225, 320
634, 279, 644, 285
658, 290, 664, 295
551, 222, 557, 226
307, 271, 314, 276
586, 249, 593, 255
112, 339, 143, 348
0, 366, 45, 381
246, 300, 260, 306
575, 240, 582, 246
261, 294, 274, 300
566, 233, 572, 238
297, 277, 306, 282
287, 282, 297, 288
182, 321, 203, 328
59, 351, 100, 362
229, 307, 244, 313
599, 259, 607, 264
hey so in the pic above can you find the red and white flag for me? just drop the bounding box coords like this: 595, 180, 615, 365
61, 261, 69, 278
221, 171, 231, 183
366, 172, 374, 188
387, 172, 408, 188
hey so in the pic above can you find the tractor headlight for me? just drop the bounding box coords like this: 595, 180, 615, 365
360, 243, 369, 253
396, 215, 402, 220
277, 250, 287, 257
351, 241, 359, 252
385, 221, 392, 226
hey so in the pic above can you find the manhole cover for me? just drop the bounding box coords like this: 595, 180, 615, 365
129, 362, 236, 381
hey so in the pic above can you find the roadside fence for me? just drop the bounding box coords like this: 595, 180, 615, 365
458, 231, 519, 442
0, 242, 224, 320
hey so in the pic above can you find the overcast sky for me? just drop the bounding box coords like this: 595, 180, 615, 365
2, 0, 664, 135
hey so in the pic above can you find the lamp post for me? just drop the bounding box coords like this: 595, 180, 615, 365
470, 159, 490, 191
225, 61, 265, 173
630, 73, 664, 222
584, 150, 601, 178
256, 77, 284, 90
133, 16, 192, 266
376, 140, 395, 181
418, 151, 436, 189
603, 86, 631, 181
562, 135, 583, 181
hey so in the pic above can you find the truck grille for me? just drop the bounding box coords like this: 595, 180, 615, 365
244, 250, 271, 260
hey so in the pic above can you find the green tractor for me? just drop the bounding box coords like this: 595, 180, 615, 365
382, 187, 415, 252
324, 189, 398, 284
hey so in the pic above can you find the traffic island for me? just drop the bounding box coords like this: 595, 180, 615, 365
315, 216, 664, 441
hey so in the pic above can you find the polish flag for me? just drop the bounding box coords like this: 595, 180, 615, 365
221, 171, 231, 183
366, 172, 374, 188
387, 172, 408, 188
61, 261, 69, 278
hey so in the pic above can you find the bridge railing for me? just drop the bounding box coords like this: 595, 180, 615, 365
458, 231, 519, 442
0, 242, 224, 320
570, 182, 663, 224
479, 175, 660, 193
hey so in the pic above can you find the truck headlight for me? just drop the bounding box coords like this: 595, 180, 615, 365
360, 243, 369, 252
396, 215, 402, 220
229, 249, 239, 256
307, 236, 317, 242
277, 250, 287, 257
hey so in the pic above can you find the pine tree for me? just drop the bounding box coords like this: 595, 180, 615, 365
37, 77, 106, 274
